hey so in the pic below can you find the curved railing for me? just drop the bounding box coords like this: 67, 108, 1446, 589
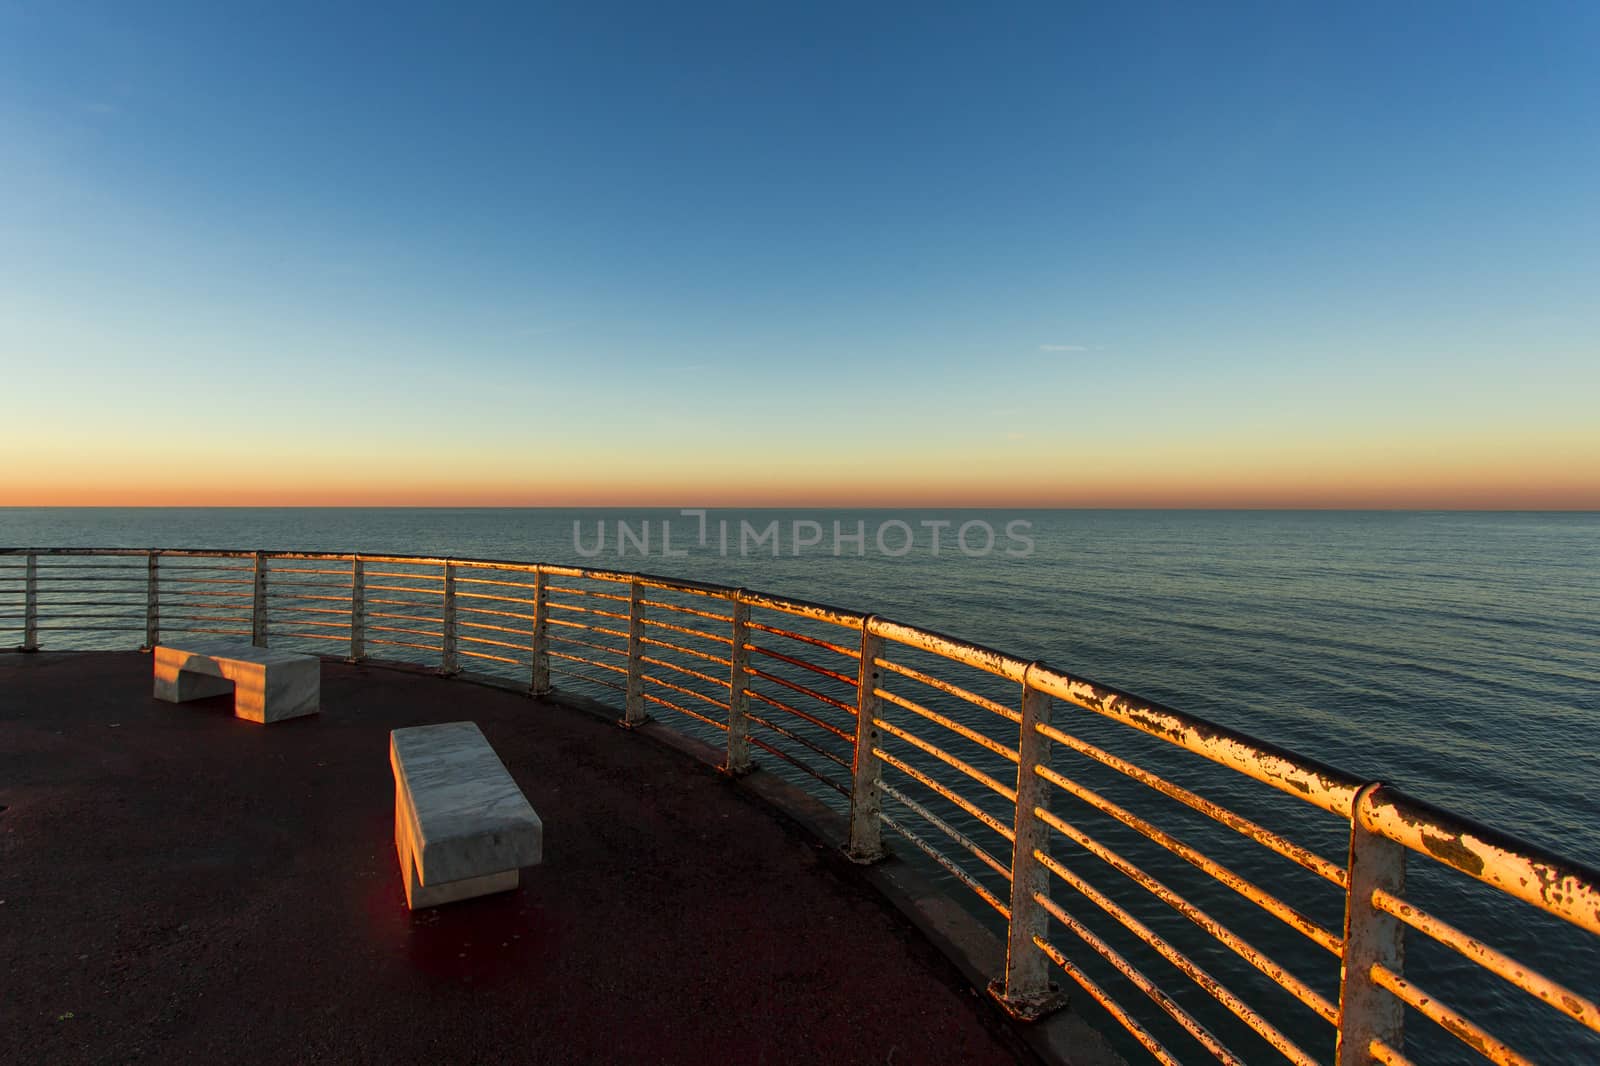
3, 547, 1597, 1065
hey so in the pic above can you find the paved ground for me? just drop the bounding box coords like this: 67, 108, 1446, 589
0, 651, 1030, 1065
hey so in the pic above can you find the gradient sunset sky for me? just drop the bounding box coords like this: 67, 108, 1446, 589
2, 3, 1597, 508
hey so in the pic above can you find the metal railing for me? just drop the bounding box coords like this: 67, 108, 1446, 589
3, 547, 1597, 1065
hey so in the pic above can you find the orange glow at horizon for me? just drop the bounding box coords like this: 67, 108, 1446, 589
6, 441, 1598, 510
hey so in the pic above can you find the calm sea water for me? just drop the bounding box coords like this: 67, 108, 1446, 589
3, 507, 1596, 1061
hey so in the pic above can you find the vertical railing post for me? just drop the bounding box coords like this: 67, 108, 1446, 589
143, 551, 159, 651
846, 618, 885, 863
348, 558, 365, 663
441, 561, 458, 675
250, 552, 267, 648
529, 569, 550, 696
724, 593, 752, 775
992, 664, 1066, 1019
1337, 782, 1408, 1065
623, 579, 648, 726
22, 552, 39, 651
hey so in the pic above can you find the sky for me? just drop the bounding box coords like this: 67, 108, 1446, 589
1, 1, 1597, 508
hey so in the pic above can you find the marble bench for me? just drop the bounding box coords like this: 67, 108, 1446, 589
390, 722, 543, 909
153, 641, 320, 724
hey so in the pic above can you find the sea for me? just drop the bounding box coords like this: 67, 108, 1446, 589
3, 507, 1596, 1062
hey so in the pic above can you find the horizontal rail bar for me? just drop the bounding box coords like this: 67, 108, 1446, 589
743, 590, 866, 628
362, 585, 444, 599
640, 690, 726, 731
458, 633, 531, 653
546, 599, 629, 623
744, 708, 851, 769
155, 576, 252, 585
1025, 668, 1364, 817
454, 603, 538, 624
874, 746, 1016, 843
748, 640, 858, 687
451, 574, 540, 592
638, 635, 732, 669
273, 618, 348, 632
458, 647, 528, 667
366, 611, 442, 627
1038, 721, 1347, 888
1032, 801, 1338, 1025
547, 663, 627, 692
639, 653, 725, 692
457, 618, 536, 639
871, 616, 1030, 683
879, 811, 1009, 918
877, 656, 1020, 723
155, 613, 251, 625
1361, 786, 1600, 936
639, 615, 732, 646
874, 717, 1017, 803
745, 618, 858, 659
270, 603, 349, 616
745, 734, 852, 797
877, 686, 1020, 763
363, 599, 442, 615
455, 589, 539, 609
1035, 851, 1316, 1066
368, 624, 445, 640
1032, 888, 1244, 1066
547, 649, 628, 676
158, 589, 253, 601
745, 663, 856, 715
641, 671, 731, 712
881, 780, 1012, 883
33, 623, 146, 633
25, 562, 151, 571
546, 584, 629, 604
1032, 932, 1181, 1066
545, 632, 628, 658
1034, 762, 1343, 956
24, 581, 145, 591
1369, 1036, 1416, 1066
1371, 964, 1535, 1066
265, 578, 352, 591
746, 685, 856, 744
637, 597, 732, 625
1371, 887, 1600, 1033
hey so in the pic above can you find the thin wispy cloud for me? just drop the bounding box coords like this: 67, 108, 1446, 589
1039, 343, 1088, 352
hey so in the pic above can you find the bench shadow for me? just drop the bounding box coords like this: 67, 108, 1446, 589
402, 885, 559, 986
178, 692, 241, 717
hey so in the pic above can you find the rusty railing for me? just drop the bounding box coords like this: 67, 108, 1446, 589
2, 547, 1596, 1064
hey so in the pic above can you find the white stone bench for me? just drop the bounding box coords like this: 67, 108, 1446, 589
153, 641, 320, 724
390, 722, 543, 909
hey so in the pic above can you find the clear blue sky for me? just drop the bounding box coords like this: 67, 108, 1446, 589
3, 2, 1597, 505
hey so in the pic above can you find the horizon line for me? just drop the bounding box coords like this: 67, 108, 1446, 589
2, 503, 1597, 513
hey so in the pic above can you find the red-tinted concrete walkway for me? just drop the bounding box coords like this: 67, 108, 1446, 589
0, 652, 1029, 1064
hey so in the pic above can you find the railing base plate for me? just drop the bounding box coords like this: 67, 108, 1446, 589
987, 979, 1068, 1022
844, 844, 887, 865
